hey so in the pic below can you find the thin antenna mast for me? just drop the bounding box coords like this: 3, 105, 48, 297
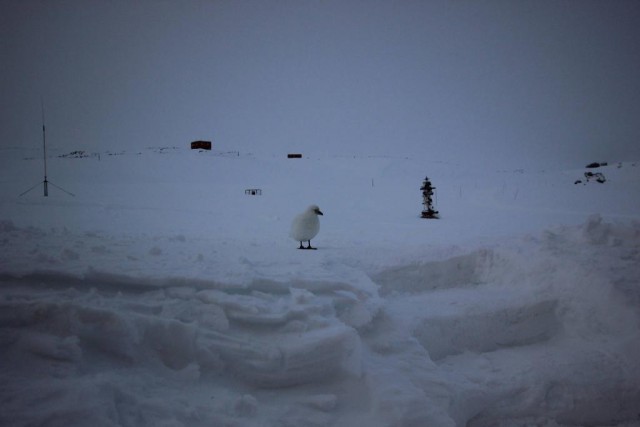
41, 98, 48, 197
19, 99, 75, 198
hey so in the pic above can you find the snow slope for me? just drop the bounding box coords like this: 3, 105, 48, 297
1, 147, 639, 426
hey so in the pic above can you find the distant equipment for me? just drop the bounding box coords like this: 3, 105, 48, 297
586, 162, 607, 169
245, 189, 262, 196
420, 176, 439, 219
287, 153, 302, 159
191, 140, 212, 150
575, 171, 606, 185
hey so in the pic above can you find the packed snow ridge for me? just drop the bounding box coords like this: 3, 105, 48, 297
1, 148, 639, 426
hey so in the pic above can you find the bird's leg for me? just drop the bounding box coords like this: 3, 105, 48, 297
298, 242, 305, 249
306, 240, 316, 250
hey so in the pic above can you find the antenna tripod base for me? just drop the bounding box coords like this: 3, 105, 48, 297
19, 177, 74, 198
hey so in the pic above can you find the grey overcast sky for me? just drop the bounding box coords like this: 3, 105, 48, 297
2, 0, 639, 168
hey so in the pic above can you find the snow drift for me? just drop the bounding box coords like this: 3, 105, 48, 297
1, 148, 639, 426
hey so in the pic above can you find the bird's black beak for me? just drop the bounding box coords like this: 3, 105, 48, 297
316, 209, 323, 215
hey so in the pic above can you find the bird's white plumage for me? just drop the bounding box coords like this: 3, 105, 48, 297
290, 205, 323, 243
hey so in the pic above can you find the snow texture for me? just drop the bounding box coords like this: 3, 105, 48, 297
1, 147, 640, 427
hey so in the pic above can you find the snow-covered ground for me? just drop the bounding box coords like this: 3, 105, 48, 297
1, 146, 639, 426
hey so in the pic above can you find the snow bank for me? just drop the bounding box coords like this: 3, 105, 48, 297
1, 149, 640, 426
2, 215, 640, 426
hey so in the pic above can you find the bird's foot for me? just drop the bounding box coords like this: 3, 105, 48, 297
297, 241, 317, 250
297, 242, 317, 250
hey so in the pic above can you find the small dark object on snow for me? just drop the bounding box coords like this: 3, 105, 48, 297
584, 171, 606, 184
245, 189, 262, 195
586, 162, 607, 169
420, 176, 439, 219
191, 140, 212, 150
287, 153, 302, 159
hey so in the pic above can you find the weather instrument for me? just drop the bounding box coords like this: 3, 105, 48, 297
420, 176, 439, 219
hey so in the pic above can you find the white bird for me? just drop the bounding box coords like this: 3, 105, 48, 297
290, 205, 323, 250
